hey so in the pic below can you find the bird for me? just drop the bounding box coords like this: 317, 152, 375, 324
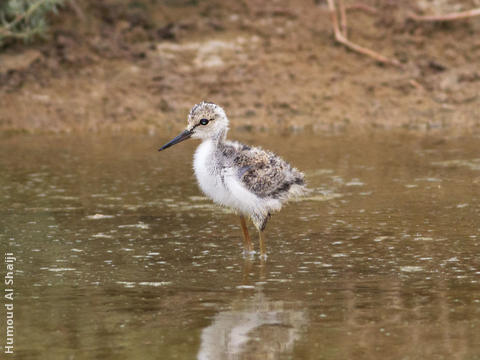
158, 101, 307, 258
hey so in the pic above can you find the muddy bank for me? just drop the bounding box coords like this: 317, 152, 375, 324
0, 0, 479, 134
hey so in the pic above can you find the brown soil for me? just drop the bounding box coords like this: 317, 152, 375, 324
1, 0, 480, 134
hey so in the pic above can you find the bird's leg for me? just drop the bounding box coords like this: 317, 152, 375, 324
239, 215, 254, 255
258, 230, 267, 260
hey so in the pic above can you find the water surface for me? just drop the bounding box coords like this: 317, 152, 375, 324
1, 131, 479, 359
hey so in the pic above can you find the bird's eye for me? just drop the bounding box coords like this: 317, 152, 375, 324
200, 119, 209, 126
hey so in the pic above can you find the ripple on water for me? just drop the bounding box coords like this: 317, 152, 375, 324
86, 214, 114, 220
115, 281, 171, 288
399, 266, 423, 273
118, 222, 150, 229
236, 285, 255, 289
91, 233, 113, 238
374, 236, 393, 242
432, 159, 480, 171
414, 177, 442, 182
413, 235, 435, 241
138, 282, 171, 287
41, 267, 76, 272
345, 179, 364, 186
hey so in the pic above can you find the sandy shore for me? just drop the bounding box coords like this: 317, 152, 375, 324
1, 0, 479, 134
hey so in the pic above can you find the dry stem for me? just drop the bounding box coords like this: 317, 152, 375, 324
338, 0, 347, 36
346, 3, 378, 15
408, 7, 480, 22
326, 0, 401, 68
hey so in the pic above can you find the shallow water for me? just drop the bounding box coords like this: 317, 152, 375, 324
1, 131, 479, 359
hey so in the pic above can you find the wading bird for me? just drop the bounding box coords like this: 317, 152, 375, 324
159, 102, 307, 258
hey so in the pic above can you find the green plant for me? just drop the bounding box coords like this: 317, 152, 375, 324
0, 0, 65, 47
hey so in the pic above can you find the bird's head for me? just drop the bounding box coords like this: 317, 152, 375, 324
159, 102, 229, 151
187, 101, 229, 140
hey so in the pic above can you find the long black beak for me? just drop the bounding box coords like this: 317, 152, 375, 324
158, 129, 193, 151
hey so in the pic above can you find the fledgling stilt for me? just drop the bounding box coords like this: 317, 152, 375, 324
159, 102, 308, 258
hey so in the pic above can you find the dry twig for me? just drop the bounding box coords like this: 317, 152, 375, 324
338, 0, 347, 36
324, 1, 480, 69
408, 7, 480, 22
346, 3, 378, 15
326, 0, 402, 68
68, 0, 85, 21
409, 79, 425, 92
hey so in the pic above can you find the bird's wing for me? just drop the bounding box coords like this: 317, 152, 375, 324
227, 144, 298, 198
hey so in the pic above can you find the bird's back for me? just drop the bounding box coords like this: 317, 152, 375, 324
219, 140, 306, 201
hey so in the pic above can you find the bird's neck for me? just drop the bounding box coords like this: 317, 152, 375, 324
208, 129, 227, 146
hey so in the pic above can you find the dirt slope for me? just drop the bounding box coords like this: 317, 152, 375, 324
0, 0, 479, 134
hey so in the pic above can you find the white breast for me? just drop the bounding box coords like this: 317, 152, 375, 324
193, 140, 264, 215
193, 140, 232, 208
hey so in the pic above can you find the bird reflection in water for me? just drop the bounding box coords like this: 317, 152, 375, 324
197, 262, 307, 359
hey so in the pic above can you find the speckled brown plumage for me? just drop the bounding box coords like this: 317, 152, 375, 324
219, 141, 305, 199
